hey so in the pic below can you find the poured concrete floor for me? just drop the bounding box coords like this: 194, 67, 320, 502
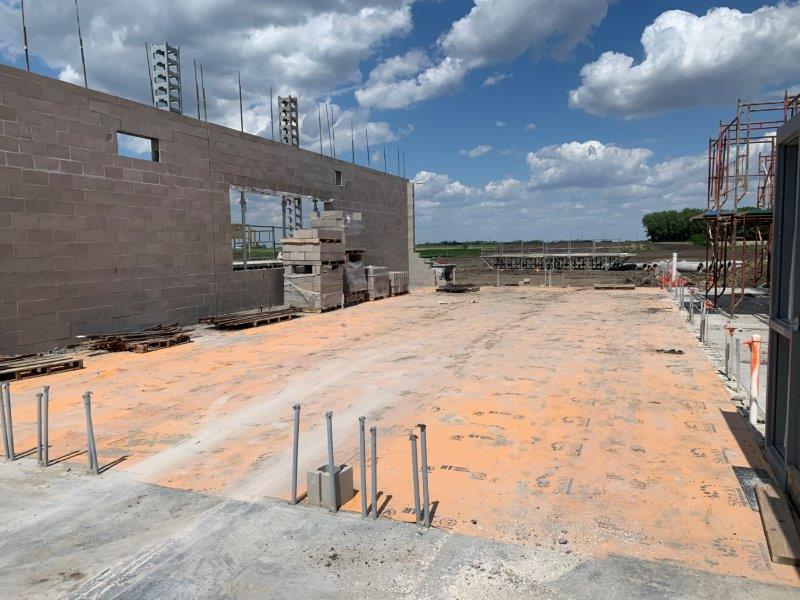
1, 287, 798, 598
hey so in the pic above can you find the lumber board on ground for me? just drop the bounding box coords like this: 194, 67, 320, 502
594, 283, 636, 290
755, 483, 800, 565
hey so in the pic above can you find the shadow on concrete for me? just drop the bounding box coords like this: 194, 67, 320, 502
13, 446, 38, 459
48, 449, 86, 465
99, 455, 129, 474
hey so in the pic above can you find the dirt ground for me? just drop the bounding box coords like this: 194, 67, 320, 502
3, 286, 797, 591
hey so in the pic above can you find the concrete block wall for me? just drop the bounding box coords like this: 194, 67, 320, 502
0, 65, 409, 354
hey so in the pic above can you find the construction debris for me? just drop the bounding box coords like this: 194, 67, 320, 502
200, 307, 301, 330
436, 283, 480, 293
84, 324, 190, 353
0, 354, 84, 382
594, 283, 636, 290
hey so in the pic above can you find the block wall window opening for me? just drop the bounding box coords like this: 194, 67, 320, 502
335, 170, 343, 186
116, 132, 159, 161
229, 188, 291, 271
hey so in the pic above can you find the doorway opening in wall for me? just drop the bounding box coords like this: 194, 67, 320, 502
228, 186, 326, 271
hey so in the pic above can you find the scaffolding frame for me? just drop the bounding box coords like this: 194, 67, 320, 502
703, 93, 800, 314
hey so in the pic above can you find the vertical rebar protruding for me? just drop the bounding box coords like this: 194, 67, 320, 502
42, 385, 49, 467
699, 302, 706, 342
734, 339, 742, 392
3, 382, 15, 460
351, 120, 355, 164
20, 0, 30, 71
359, 416, 367, 517
418, 424, 431, 528
325, 411, 337, 513
370, 426, 378, 519
193, 59, 200, 119
689, 290, 695, 323
365, 129, 371, 166
74, 0, 88, 88
83, 391, 98, 475
269, 84, 275, 141
1, 383, 10, 460
410, 432, 421, 524
36, 392, 43, 466
199, 62, 208, 121
291, 404, 300, 505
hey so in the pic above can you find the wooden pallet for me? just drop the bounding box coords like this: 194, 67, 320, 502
303, 304, 343, 314
203, 308, 302, 330
85, 324, 191, 353
345, 291, 368, 306
0, 356, 84, 382
130, 334, 191, 352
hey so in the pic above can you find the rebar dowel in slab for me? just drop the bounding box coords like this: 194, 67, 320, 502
410, 432, 421, 524
359, 417, 367, 518
325, 411, 337, 513
36, 392, 42, 466
3, 382, 15, 460
370, 426, 378, 519
291, 404, 300, 505
83, 391, 99, 475
43, 385, 49, 467
1, 383, 10, 460
418, 423, 431, 528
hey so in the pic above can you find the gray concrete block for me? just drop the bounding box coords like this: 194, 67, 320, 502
306, 464, 355, 510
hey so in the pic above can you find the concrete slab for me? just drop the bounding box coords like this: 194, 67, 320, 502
1, 287, 798, 596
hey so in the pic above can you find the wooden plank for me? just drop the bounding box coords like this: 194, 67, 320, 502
755, 483, 800, 565
594, 283, 636, 290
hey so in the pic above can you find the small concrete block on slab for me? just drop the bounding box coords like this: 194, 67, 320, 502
307, 464, 355, 509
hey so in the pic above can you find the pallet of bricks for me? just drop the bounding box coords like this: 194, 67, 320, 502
282, 227, 344, 312
388, 271, 409, 296
366, 266, 390, 301
312, 211, 368, 306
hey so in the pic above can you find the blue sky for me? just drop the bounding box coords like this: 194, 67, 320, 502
1, 1, 798, 241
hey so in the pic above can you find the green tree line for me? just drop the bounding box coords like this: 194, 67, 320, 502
642, 208, 706, 243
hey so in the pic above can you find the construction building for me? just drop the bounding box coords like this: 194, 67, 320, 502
0, 61, 799, 600
0, 65, 425, 354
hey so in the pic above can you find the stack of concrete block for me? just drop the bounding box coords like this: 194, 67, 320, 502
281, 228, 344, 265
366, 266, 390, 300
311, 211, 365, 253
388, 271, 409, 296
282, 228, 344, 312
343, 259, 367, 306
283, 268, 343, 312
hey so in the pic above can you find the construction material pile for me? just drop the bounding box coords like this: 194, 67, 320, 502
200, 307, 301, 330
366, 265, 390, 300
389, 271, 409, 296
311, 211, 365, 253
282, 223, 345, 312
84, 324, 190, 353
282, 210, 409, 309
436, 283, 480, 293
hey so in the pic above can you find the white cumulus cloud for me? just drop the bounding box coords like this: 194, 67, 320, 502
460, 144, 493, 158
357, 0, 611, 109
569, 4, 800, 117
